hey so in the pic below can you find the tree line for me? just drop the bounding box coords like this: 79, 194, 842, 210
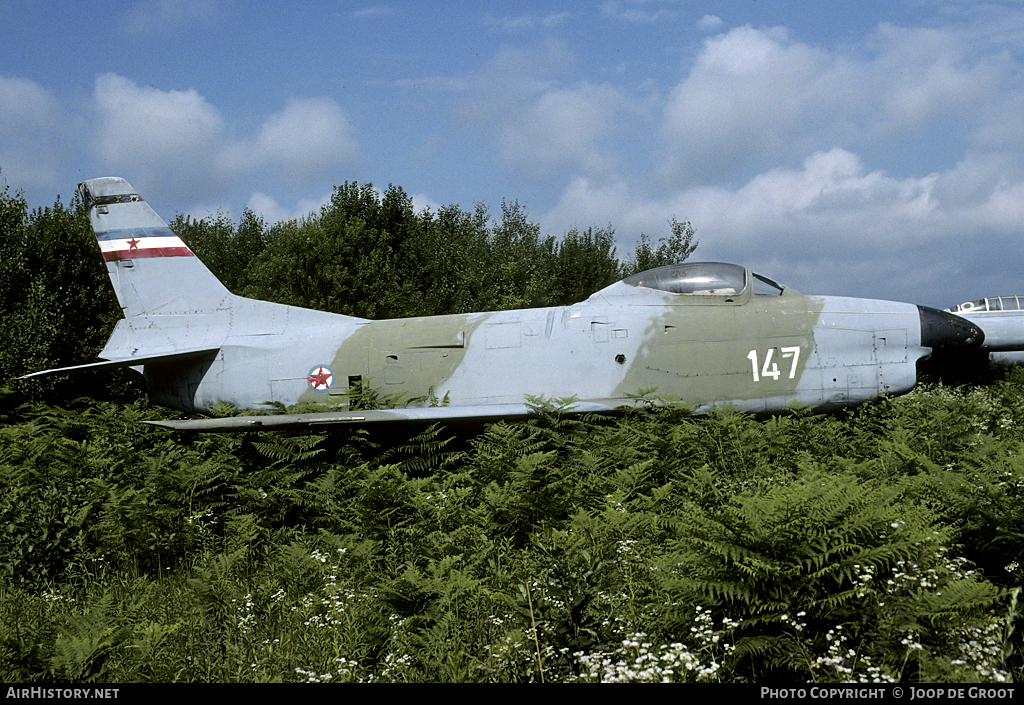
168, 181, 697, 319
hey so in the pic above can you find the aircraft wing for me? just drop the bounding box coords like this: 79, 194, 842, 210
144, 400, 624, 432
17, 347, 220, 380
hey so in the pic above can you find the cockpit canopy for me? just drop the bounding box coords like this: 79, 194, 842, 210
623, 262, 744, 295
621, 262, 786, 297
948, 296, 1024, 314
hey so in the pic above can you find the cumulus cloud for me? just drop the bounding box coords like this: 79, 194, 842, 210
351, 6, 396, 20
601, 0, 676, 24
697, 14, 723, 31
617, 14, 1024, 303
0, 75, 67, 191
867, 23, 1002, 134
252, 98, 358, 182
245, 190, 334, 225
659, 26, 851, 183
409, 192, 442, 215
92, 74, 358, 203
466, 38, 573, 112
497, 83, 624, 174
0, 76, 61, 135
658, 23, 1009, 185
94, 74, 224, 163
542, 146, 1024, 305
245, 183, 436, 231
93, 73, 226, 199
484, 12, 571, 32
459, 39, 632, 180
682, 149, 939, 254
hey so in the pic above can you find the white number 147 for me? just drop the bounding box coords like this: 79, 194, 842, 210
747, 347, 801, 382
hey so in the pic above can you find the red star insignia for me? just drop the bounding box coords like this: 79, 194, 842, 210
127, 237, 140, 250
306, 367, 333, 390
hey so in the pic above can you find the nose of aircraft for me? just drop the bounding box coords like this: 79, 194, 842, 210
918, 305, 985, 351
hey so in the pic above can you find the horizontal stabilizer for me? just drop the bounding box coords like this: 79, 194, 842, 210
18, 347, 220, 380
145, 400, 622, 432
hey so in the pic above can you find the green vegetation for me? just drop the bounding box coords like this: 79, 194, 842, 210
0, 176, 1019, 682
0, 387, 1021, 683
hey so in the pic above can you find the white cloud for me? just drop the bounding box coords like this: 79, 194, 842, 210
246, 184, 440, 231
540, 176, 639, 233
658, 22, 1010, 184
0, 76, 67, 190
697, 14, 723, 31
497, 83, 624, 175
393, 76, 472, 92
245, 192, 291, 225
119, 0, 219, 34
352, 6, 396, 20
0, 76, 60, 134
245, 190, 333, 225
468, 39, 574, 112
601, 0, 676, 24
660, 26, 848, 182
410, 192, 442, 216
93, 73, 225, 199
485, 12, 571, 32
541, 146, 1024, 305
459, 40, 631, 179
865, 22, 1004, 135
684, 149, 939, 252
251, 98, 358, 183
94, 74, 224, 161
93, 75, 359, 202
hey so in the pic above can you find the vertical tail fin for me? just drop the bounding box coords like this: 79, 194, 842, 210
79, 177, 233, 317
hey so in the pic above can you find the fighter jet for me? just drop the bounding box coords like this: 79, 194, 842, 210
948, 296, 1024, 366
22, 177, 989, 432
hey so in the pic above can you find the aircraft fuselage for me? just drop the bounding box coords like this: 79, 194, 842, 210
141, 280, 932, 416
25, 177, 985, 431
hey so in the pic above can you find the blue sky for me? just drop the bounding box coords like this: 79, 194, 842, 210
2, 0, 1024, 308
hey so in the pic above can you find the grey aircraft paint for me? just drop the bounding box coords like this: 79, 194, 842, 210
22, 177, 1007, 432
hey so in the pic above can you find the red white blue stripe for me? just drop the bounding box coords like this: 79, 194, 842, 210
96, 227, 194, 262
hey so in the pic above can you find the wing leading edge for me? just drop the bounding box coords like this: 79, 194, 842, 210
145, 400, 623, 432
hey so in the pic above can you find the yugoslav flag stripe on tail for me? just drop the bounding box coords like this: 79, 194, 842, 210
96, 226, 195, 261
80, 176, 233, 317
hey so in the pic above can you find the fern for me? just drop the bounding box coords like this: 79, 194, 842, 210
250, 432, 328, 464
664, 468, 1001, 680
374, 423, 463, 474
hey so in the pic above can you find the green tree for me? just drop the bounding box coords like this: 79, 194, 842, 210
544, 225, 620, 306
243, 182, 422, 319
484, 200, 546, 311
0, 184, 121, 397
621, 217, 699, 277
402, 202, 493, 316
170, 208, 270, 296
